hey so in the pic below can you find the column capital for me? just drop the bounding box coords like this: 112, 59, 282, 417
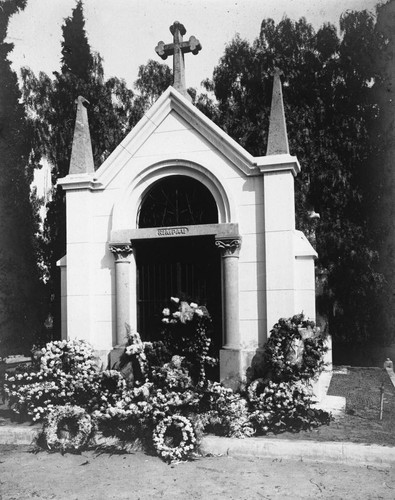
215, 237, 241, 257
109, 243, 134, 262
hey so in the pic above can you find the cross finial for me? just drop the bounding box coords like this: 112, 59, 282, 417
155, 21, 202, 100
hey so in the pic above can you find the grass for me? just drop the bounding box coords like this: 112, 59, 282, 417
267, 366, 395, 446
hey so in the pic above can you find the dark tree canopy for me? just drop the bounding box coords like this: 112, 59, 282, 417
16, 1, 392, 351
22, 2, 172, 336
0, 0, 44, 354
196, 12, 385, 345
22, 1, 136, 335
61, 0, 93, 81
364, 0, 395, 344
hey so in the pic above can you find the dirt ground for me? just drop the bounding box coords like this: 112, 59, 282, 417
1, 367, 395, 499
0, 444, 394, 500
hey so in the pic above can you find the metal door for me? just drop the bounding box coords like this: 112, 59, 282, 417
136, 236, 221, 351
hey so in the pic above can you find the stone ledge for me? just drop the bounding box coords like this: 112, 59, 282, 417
385, 366, 395, 390
201, 435, 395, 466
0, 424, 40, 445
1, 422, 394, 466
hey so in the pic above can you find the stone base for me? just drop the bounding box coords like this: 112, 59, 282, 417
219, 348, 256, 391
311, 369, 333, 403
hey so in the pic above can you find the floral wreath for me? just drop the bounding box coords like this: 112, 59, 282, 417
44, 405, 94, 452
152, 414, 197, 462
247, 378, 266, 403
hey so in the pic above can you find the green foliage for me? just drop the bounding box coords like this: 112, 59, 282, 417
363, 0, 395, 342
21, 3, 135, 333
134, 59, 172, 109
60, 0, 93, 80
22, 4, 174, 335
0, 0, 45, 354
196, 13, 385, 344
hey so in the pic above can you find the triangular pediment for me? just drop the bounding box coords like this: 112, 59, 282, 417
92, 86, 261, 187
59, 86, 300, 191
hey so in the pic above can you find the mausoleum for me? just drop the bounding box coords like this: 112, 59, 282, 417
58, 22, 317, 387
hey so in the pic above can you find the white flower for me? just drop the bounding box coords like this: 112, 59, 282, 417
173, 311, 181, 318
190, 302, 198, 309
162, 308, 170, 316
195, 309, 204, 317
170, 297, 180, 303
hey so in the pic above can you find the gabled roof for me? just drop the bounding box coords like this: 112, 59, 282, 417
59, 86, 300, 191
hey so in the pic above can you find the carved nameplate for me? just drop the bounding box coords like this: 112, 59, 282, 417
157, 227, 189, 237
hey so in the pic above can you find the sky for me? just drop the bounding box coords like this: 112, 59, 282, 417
5, 0, 383, 199
7, 0, 382, 92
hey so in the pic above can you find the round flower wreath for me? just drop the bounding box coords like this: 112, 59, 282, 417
44, 405, 93, 452
247, 378, 266, 403
152, 415, 197, 462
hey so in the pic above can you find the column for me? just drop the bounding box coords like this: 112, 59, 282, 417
215, 237, 241, 349
109, 243, 135, 347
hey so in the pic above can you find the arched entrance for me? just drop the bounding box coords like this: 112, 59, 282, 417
135, 176, 222, 354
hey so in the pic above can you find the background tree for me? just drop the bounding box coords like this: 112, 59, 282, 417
196, 12, 385, 352
366, 0, 395, 346
22, 1, 173, 338
22, 0, 136, 335
0, 0, 44, 354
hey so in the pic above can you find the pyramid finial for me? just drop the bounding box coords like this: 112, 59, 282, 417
69, 96, 95, 175
266, 69, 290, 156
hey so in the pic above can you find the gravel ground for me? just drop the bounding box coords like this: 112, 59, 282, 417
0, 444, 394, 499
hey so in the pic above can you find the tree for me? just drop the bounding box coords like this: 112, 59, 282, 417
196, 13, 385, 346
22, 1, 136, 335
0, 0, 44, 354
366, 0, 395, 344
22, 1, 173, 337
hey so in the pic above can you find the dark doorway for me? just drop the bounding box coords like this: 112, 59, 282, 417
136, 175, 222, 366
138, 176, 218, 228
136, 236, 222, 355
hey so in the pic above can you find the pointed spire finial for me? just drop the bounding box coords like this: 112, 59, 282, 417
69, 96, 95, 175
266, 69, 290, 156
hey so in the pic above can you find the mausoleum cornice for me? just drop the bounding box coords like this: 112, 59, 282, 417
255, 154, 301, 176
57, 174, 104, 191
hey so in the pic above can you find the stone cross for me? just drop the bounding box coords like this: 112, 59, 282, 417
155, 21, 202, 100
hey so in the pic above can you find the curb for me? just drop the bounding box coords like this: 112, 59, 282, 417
0, 423, 40, 445
1, 422, 395, 467
200, 435, 395, 467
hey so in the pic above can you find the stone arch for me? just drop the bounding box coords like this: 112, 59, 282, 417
111, 159, 234, 231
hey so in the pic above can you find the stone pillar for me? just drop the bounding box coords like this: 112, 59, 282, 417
215, 237, 241, 348
215, 236, 245, 389
109, 243, 135, 347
